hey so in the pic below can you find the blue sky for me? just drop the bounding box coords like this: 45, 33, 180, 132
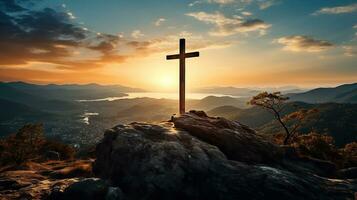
43, 0, 357, 42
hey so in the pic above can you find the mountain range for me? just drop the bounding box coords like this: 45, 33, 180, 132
208, 102, 357, 146
0, 82, 356, 147
288, 83, 357, 103
192, 86, 309, 97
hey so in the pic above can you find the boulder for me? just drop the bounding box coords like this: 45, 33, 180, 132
45, 151, 60, 161
173, 110, 283, 164
93, 111, 357, 200
48, 178, 121, 200
338, 167, 357, 179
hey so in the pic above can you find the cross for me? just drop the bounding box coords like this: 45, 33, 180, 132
166, 38, 199, 115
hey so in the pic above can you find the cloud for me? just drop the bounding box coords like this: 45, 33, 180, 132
257, 0, 279, 10
342, 46, 357, 56
189, 1, 202, 7
66, 12, 76, 19
241, 11, 252, 16
0, 0, 234, 73
189, 0, 249, 6
131, 30, 144, 38
188, 0, 279, 9
208, 0, 235, 4
0, 6, 88, 66
186, 11, 271, 36
275, 35, 333, 52
0, 0, 27, 12
125, 31, 234, 56
154, 18, 166, 26
0, 0, 155, 70
89, 33, 121, 53
313, 3, 357, 15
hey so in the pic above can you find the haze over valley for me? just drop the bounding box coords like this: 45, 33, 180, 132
1, 81, 356, 148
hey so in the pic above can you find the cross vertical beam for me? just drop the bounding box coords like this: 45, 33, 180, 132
179, 39, 186, 115
166, 38, 199, 115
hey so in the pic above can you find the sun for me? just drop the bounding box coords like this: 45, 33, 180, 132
160, 76, 174, 87
157, 76, 176, 91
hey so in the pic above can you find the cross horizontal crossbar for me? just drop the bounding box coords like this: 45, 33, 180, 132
166, 52, 199, 60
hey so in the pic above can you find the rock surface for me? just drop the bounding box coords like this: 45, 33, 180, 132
48, 178, 122, 200
338, 167, 357, 179
93, 111, 357, 200
0, 160, 93, 200
2, 111, 355, 199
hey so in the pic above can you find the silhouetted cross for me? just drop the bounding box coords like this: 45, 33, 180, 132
166, 38, 199, 115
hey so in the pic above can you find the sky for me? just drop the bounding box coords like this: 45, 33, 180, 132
0, 0, 356, 91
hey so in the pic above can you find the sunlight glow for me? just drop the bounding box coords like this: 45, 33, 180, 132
159, 76, 175, 90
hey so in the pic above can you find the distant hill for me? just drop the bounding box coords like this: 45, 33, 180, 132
288, 83, 357, 103
190, 96, 250, 111
193, 86, 308, 97
5, 81, 144, 92
0, 98, 60, 137
1, 81, 141, 101
0, 99, 46, 121
0, 81, 148, 112
192, 87, 260, 97
0, 83, 83, 112
0, 84, 44, 105
208, 102, 357, 146
207, 106, 242, 119
208, 102, 307, 127
117, 103, 176, 122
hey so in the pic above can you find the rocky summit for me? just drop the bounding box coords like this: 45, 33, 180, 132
2, 111, 356, 199
90, 111, 356, 200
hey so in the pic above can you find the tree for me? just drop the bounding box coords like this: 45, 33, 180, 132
249, 92, 318, 145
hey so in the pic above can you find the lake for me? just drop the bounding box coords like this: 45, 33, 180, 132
81, 112, 99, 125
78, 92, 241, 102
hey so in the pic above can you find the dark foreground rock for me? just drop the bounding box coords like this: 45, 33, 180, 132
338, 167, 357, 179
0, 160, 93, 200
48, 178, 122, 200
92, 111, 357, 200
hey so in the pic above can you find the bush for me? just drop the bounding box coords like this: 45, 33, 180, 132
340, 142, 357, 168
41, 139, 75, 160
0, 124, 45, 164
292, 133, 339, 159
0, 123, 75, 166
276, 132, 356, 169
292, 132, 343, 167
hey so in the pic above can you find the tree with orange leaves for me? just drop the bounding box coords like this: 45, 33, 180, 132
249, 92, 318, 145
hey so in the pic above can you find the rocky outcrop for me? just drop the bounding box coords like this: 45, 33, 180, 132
173, 110, 283, 164
93, 111, 357, 200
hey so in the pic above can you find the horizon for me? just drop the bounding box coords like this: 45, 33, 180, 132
2, 80, 357, 92
1, 0, 357, 91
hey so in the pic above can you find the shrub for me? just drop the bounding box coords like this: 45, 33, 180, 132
0, 123, 45, 165
0, 123, 75, 166
41, 139, 76, 160
340, 142, 357, 168
284, 132, 357, 168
